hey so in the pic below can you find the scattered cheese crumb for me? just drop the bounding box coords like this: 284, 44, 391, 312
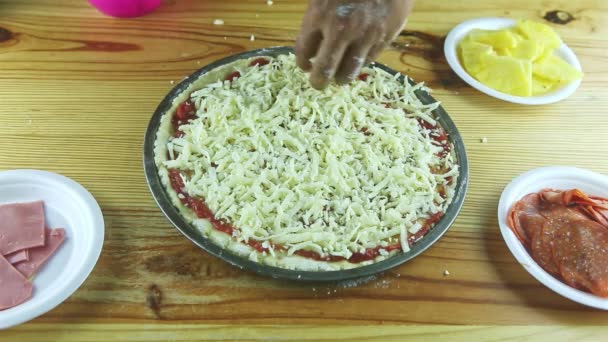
223, 37, 227, 40
213, 19, 224, 25
250, 35, 255, 41
255, 14, 260, 18
169, 80, 174, 85
197, 61, 201, 65
443, 269, 450, 276
267, 0, 273, 5
480, 137, 488, 143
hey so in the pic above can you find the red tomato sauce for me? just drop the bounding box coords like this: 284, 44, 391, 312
408, 212, 442, 244
415, 118, 451, 157
358, 73, 369, 81
172, 100, 196, 137
168, 169, 274, 252
249, 58, 270, 67
225, 71, 241, 82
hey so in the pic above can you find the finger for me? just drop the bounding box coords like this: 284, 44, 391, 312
365, 41, 387, 65
309, 36, 349, 90
295, 30, 323, 71
334, 42, 373, 84
386, 18, 409, 45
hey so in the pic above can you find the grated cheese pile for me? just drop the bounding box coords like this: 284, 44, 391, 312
164, 54, 458, 260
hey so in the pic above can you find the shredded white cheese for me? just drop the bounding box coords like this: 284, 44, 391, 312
163, 54, 458, 260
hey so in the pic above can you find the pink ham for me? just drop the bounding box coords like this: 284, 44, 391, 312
5, 249, 29, 264
0, 201, 46, 255
15, 228, 65, 278
0, 254, 32, 310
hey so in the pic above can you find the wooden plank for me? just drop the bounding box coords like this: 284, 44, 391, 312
1, 0, 608, 337
3, 324, 608, 341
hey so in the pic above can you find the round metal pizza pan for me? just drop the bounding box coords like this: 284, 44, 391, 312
143, 46, 469, 282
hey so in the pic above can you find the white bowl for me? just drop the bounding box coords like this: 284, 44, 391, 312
498, 166, 608, 310
0, 170, 105, 329
444, 17, 583, 105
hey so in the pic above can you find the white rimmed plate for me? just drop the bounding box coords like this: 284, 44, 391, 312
444, 17, 583, 105
0, 170, 104, 329
498, 166, 608, 310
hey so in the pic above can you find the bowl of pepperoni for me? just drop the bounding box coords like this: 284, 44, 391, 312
498, 166, 608, 309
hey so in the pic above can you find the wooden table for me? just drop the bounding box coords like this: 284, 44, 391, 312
1, 0, 607, 340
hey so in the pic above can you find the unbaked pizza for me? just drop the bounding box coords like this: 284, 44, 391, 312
154, 53, 459, 271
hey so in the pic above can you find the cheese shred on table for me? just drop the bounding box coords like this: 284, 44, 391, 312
163, 54, 458, 260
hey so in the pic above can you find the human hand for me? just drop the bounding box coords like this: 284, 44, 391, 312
295, 0, 414, 89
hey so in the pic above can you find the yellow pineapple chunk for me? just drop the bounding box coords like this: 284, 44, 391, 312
515, 19, 561, 51
533, 55, 583, 83
459, 40, 494, 74
532, 76, 558, 95
457, 19, 580, 97
469, 28, 519, 49
495, 47, 512, 56
510, 39, 543, 61
475, 55, 532, 96
509, 28, 525, 42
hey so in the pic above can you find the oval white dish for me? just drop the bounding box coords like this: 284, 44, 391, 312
0, 170, 104, 329
444, 17, 582, 105
498, 166, 608, 310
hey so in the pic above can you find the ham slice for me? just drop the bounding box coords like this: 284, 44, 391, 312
0, 254, 32, 310
14, 228, 65, 278
0, 201, 46, 255
5, 249, 29, 264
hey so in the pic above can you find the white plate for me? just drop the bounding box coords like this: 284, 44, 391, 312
444, 17, 583, 105
0, 170, 104, 329
498, 166, 608, 310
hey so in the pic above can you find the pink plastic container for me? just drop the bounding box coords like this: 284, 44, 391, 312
89, 0, 161, 18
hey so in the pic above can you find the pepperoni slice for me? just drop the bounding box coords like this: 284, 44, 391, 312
581, 205, 608, 227
507, 193, 542, 244
514, 211, 546, 245
539, 189, 564, 205
530, 221, 560, 275
551, 219, 608, 297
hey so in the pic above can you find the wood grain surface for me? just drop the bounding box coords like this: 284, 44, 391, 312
1, 0, 608, 340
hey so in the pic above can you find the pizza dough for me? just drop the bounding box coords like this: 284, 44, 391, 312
154, 54, 459, 271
